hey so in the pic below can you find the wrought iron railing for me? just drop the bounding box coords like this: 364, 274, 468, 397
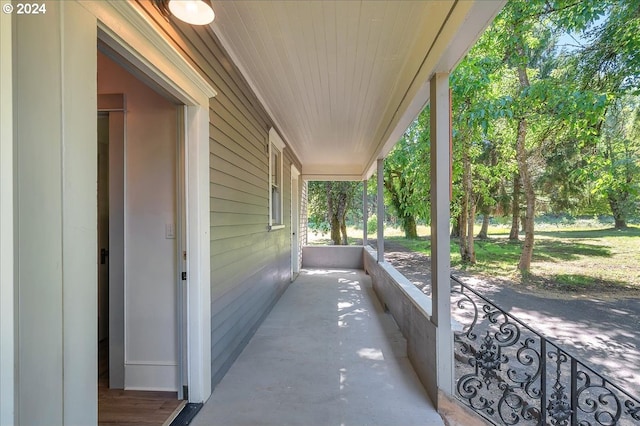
451, 275, 640, 426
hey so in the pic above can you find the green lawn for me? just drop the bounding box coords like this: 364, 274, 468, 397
390, 225, 640, 293
308, 224, 640, 294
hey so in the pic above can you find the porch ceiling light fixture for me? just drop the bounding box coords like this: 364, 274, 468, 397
154, 0, 215, 26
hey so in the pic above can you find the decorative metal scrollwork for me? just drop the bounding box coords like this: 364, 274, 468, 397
625, 399, 640, 420
476, 332, 508, 386
547, 350, 572, 425
451, 275, 640, 426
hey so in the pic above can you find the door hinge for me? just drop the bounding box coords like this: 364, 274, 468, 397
181, 272, 187, 280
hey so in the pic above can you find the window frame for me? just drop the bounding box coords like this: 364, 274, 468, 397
268, 128, 286, 230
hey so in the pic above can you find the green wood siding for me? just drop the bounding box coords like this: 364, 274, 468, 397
136, 1, 303, 390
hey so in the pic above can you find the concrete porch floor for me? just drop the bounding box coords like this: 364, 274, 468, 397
191, 268, 444, 426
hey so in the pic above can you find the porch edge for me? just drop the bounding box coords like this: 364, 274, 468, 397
302, 245, 364, 269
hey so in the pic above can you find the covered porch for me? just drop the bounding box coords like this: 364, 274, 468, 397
191, 246, 477, 425
1, 1, 506, 424
192, 258, 445, 425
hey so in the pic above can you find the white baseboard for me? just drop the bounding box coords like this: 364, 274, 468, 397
125, 363, 178, 392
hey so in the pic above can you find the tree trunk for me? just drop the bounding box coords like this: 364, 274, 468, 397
330, 215, 341, 245
467, 201, 476, 263
403, 215, 418, 239
337, 191, 348, 245
324, 181, 357, 245
614, 216, 627, 229
327, 182, 350, 245
459, 204, 468, 261
515, 64, 536, 275
451, 214, 460, 238
509, 173, 520, 241
340, 220, 348, 245
459, 146, 475, 263
609, 193, 628, 229
477, 213, 490, 239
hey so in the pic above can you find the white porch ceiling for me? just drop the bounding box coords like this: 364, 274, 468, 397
211, 0, 505, 180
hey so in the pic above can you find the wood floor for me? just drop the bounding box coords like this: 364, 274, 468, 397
99, 340, 184, 426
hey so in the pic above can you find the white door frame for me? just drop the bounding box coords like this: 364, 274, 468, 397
83, 1, 216, 403
96, 98, 126, 389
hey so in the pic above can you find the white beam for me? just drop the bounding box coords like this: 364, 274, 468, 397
377, 159, 385, 262
430, 73, 453, 396
363, 179, 368, 246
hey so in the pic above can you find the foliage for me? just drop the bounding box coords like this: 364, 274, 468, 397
568, 0, 640, 227
381, 0, 639, 272
585, 96, 640, 227
384, 110, 431, 238
306, 0, 639, 273
307, 181, 360, 245
367, 214, 378, 235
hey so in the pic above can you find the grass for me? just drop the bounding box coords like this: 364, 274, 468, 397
308, 223, 640, 295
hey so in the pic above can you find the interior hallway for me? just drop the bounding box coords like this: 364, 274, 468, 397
98, 340, 184, 426
191, 269, 444, 426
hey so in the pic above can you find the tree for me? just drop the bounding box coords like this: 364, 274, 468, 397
508, 174, 521, 240
485, 0, 608, 273
354, 0, 637, 275
589, 97, 640, 228
307, 181, 360, 244
383, 109, 431, 239
475, 141, 502, 239
450, 33, 506, 262
572, 0, 640, 227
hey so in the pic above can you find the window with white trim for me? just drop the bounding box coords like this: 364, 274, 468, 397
268, 128, 285, 230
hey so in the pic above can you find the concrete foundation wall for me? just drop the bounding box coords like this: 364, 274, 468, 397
302, 246, 365, 269
363, 247, 438, 406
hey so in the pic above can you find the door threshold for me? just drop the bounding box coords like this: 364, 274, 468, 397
162, 400, 186, 426
166, 402, 204, 426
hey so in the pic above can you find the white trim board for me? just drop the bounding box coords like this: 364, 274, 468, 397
82, 1, 216, 105
0, 8, 14, 425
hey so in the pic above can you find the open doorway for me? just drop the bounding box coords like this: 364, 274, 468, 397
97, 110, 111, 382
97, 48, 187, 424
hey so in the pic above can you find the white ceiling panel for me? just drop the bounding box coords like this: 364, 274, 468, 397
211, 0, 505, 180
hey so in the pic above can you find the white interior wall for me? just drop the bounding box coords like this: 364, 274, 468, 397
13, 2, 97, 424
98, 52, 179, 391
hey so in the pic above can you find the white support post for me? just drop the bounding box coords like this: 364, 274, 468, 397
14, 3, 98, 423
0, 7, 14, 425
430, 73, 453, 396
376, 159, 385, 262
363, 179, 368, 246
